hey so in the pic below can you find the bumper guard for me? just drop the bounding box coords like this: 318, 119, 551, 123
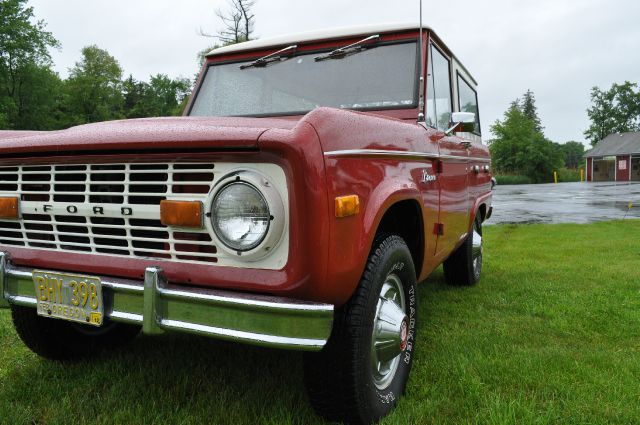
0, 252, 333, 351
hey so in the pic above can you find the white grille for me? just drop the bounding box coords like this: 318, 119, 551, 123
0, 163, 218, 264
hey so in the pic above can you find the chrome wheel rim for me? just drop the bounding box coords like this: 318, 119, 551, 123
471, 223, 483, 280
371, 273, 407, 390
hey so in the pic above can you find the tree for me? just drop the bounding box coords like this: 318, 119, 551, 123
64, 45, 124, 125
9, 62, 64, 129
584, 81, 640, 145
146, 74, 191, 116
0, 0, 61, 129
198, 0, 257, 64
122, 75, 145, 115
488, 104, 529, 173
521, 89, 543, 134
489, 102, 563, 183
212, 0, 255, 44
1, 2, 194, 128
123, 74, 191, 118
558, 141, 585, 169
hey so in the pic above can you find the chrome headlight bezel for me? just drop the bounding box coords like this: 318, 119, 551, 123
205, 170, 285, 261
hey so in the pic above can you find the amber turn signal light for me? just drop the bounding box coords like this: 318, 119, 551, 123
0, 197, 19, 219
160, 200, 203, 228
335, 195, 360, 218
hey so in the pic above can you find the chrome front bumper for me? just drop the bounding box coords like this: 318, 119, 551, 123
0, 253, 333, 351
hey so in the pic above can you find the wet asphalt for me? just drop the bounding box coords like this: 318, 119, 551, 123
488, 181, 640, 225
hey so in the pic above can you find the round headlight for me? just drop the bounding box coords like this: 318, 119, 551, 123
211, 182, 271, 251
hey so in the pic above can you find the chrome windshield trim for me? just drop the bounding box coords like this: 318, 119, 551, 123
324, 149, 491, 163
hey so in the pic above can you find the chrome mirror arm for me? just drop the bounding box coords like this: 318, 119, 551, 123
444, 123, 459, 136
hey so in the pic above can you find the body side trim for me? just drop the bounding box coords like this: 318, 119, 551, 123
324, 149, 490, 163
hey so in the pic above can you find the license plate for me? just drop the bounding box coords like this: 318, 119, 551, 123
33, 271, 104, 327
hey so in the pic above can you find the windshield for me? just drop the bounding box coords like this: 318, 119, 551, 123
189, 42, 418, 117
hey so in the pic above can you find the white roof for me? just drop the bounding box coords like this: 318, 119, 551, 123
205, 22, 477, 85
206, 22, 429, 57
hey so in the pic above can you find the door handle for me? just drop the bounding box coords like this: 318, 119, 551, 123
460, 141, 472, 149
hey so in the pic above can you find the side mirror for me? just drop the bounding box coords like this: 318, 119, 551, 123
446, 112, 476, 135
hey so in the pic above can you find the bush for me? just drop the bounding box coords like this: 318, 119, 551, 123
496, 169, 584, 185
556, 167, 583, 182
495, 175, 532, 185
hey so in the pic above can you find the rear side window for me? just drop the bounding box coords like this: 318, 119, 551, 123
457, 74, 481, 134
426, 44, 452, 131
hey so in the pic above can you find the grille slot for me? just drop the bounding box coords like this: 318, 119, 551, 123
0, 163, 218, 264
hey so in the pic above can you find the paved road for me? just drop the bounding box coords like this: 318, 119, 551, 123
488, 181, 640, 225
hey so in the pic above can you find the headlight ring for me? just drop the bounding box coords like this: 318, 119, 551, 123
207, 170, 285, 261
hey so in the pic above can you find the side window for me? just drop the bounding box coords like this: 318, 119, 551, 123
457, 74, 481, 134
425, 44, 452, 131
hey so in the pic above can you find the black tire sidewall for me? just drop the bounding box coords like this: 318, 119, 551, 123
471, 215, 483, 283
361, 236, 418, 420
444, 213, 483, 286
11, 304, 140, 360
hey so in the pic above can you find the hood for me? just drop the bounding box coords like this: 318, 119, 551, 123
0, 116, 299, 156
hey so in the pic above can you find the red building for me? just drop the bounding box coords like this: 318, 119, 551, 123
585, 132, 640, 182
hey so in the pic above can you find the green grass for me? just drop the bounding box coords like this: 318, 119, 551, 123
495, 175, 533, 185
1, 221, 640, 424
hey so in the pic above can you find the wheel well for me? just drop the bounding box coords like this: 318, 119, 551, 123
478, 204, 487, 222
376, 200, 424, 277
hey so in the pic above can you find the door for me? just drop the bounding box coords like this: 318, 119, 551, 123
436, 137, 469, 255
425, 42, 469, 256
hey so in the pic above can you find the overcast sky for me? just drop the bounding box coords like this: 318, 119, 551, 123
28, 0, 640, 145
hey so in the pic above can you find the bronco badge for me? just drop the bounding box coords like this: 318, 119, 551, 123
421, 169, 437, 183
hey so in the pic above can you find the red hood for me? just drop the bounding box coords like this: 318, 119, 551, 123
0, 116, 299, 155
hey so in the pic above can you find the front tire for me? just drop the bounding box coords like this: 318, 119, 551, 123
304, 235, 418, 424
11, 304, 141, 361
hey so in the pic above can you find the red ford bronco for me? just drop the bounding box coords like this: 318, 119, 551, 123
0, 23, 492, 424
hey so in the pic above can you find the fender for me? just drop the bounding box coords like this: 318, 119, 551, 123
304, 108, 437, 305
321, 158, 426, 306
468, 191, 493, 231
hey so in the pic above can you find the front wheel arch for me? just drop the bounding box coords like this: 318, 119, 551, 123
374, 199, 425, 279
304, 234, 418, 424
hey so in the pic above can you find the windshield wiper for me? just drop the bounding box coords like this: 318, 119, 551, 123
240, 45, 298, 70
314, 34, 380, 62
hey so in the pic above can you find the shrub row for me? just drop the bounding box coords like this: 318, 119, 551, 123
495, 168, 584, 185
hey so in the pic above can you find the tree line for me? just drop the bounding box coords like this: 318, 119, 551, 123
0, 0, 192, 131
489, 90, 585, 183
490, 80, 639, 183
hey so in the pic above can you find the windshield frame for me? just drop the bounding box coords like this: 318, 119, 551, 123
186, 38, 421, 118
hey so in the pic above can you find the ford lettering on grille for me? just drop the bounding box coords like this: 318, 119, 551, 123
0, 163, 218, 264
33, 204, 137, 217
